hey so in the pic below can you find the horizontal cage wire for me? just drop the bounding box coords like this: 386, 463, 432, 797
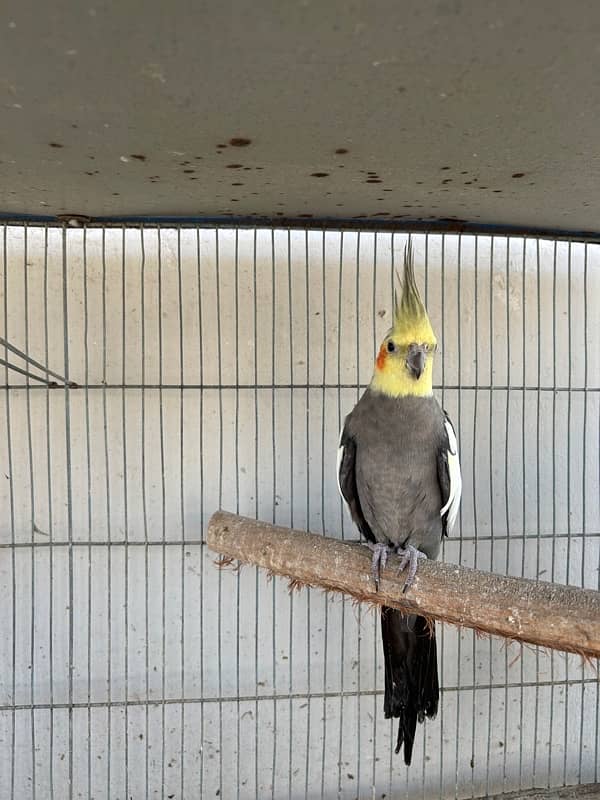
0, 224, 598, 800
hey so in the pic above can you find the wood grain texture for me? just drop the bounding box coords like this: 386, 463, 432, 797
207, 511, 600, 659
487, 785, 600, 799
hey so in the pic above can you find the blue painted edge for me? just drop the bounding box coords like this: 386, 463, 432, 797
0, 212, 599, 243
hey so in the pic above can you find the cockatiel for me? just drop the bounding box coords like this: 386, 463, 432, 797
337, 240, 461, 765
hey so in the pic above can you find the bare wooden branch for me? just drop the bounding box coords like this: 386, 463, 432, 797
207, 511, 600, 659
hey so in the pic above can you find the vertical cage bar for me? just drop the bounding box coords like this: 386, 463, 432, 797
83, 226, 92, 800
121, 226, 130, 800
3, 223, 17, 800
270, 228, 278, 800
139, 226, 150, 800
177, 228, 186, 800
303, 228, 311, 800
319, 230, 328, 800
286, 229, 294, 800
61, 225, 75, 800
532, 237, 542, 788
101, 227, 113, 800
234, 228, 241, 800
158, 227, 167, 800
197, 226, 206, 798
44, 224, 56, 800
502, 237, 511, 795
547, 240, 558, 789
23, 224, 37, 800
469, 234, 480, 799
252, 227, 260, 800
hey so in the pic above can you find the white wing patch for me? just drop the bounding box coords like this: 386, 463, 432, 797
336, 426, 345, 500
440, 417, 462, 533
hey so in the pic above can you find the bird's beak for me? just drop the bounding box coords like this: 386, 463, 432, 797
406, 345, 426, 380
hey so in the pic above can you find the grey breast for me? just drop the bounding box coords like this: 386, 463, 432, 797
345, 388, 446, 559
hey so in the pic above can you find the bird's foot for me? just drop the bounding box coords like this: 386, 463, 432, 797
367, 542, 394, 590
395, 544, 427, 593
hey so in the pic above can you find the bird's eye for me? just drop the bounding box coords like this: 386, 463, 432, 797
387, 340, 396, 353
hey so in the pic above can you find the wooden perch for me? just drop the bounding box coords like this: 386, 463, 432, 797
486, 786, 600, 800
208, 511, 600, 659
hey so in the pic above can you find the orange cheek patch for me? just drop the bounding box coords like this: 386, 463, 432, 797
376, 346, 387, 371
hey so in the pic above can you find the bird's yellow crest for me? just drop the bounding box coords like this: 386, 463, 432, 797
371, 240, 437, 397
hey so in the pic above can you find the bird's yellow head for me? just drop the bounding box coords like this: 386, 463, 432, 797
370, 241, 437, 398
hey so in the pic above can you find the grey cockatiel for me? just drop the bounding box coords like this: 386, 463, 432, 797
337, 241, 461, 765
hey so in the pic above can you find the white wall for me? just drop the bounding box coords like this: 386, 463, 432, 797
0, 226, 598, 799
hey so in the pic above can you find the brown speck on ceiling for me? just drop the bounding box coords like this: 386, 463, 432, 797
226, 164, 244, 169
231, 182, 244, 186
440, 166, 451, 170
366, 178, 382, 183
442, 178, 452, 184
335, 148, 349, 154
49, 142, 64, 148
183, 169, 194, 173
512, 172, 525, 178
229, 137, 252, 147
310, 172, 329, 177
216, 144, 227, 149
130, 154, 146, 161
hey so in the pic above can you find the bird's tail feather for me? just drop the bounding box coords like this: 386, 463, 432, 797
381, 606, 439, 766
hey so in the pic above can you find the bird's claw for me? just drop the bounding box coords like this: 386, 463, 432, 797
367, 542, 393, 590
395, 544, 427, 593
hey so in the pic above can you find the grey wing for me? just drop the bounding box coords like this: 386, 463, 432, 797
437, 411, 462, 536
337, 422, 377, 544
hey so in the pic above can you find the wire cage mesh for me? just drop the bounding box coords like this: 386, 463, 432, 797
0, 224, 598, 799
